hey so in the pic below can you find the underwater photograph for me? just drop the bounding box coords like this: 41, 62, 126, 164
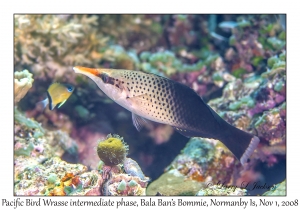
14, 14, 286, 196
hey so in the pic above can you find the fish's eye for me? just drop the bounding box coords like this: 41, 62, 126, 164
101, 73, 109, 83
67, 86, 73, 92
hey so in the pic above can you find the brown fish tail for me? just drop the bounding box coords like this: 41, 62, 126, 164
218, 122, 260, 166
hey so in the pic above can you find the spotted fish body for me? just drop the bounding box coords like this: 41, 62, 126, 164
73, 66, 260, 166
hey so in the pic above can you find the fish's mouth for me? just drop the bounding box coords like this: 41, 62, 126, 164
73, 66, 113, 79
73, 66, 100, 76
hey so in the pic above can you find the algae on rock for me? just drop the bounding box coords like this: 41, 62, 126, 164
262, 180, 286, 196
146, 169, 205, 196
196, 185, 247, 196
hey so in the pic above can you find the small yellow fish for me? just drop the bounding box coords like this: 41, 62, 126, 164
38, 83, 74, 110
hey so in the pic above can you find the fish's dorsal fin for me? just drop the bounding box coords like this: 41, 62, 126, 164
57, 99, 67, 108
132, 113, 149, 131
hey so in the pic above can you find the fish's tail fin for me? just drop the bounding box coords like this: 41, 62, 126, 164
219, 123, 260, 166
36, 98, 49, 111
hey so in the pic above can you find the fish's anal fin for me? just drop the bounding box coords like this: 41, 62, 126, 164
172, 126, 208, 138
57, 99, 67, 109
132, 113, 149, 132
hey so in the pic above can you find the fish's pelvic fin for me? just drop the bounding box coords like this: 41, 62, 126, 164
57, 99, 67, 108
132, 113, 149, 131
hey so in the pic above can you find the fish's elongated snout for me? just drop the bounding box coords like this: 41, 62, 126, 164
73, 66, 99, 76
72, 66, 80, 73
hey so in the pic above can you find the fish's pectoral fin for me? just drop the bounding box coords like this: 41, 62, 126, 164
132, 113, 149, 132
126, 93, 150, 108
126, 93, 149, 107
57, 99, 67, 109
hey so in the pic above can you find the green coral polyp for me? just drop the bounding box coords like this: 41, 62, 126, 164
254, 115, 266, 127
271, 61, 286, 71
267, 37, 285, 50
128, 180, 138, 187
267, 55, 278, 68
117, 180, 127, 191
96, 134, 128, 166
274, 81, 284, 92
47, 173, 58, 184
279, 51, 286, 61
229, 96, 255, 110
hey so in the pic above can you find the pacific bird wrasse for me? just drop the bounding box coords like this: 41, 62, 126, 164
73, 66, 260, 166
38, 82, 74, 110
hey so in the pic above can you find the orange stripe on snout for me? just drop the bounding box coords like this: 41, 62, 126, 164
73, 66, 99, 76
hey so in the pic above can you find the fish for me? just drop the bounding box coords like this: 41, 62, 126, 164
73, 66, 260, 166
38, 82, 74, 110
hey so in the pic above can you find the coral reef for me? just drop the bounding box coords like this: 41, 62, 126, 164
208, 52, 286, 168
14, 15, 107, 80
14, 14, 160, 81
102, 45, 139, 70
14, 157, 103, 195
15, 107, 78, 162
97, 15, 161, 52
14, 108, 149, 196
14, 70, 34, 103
